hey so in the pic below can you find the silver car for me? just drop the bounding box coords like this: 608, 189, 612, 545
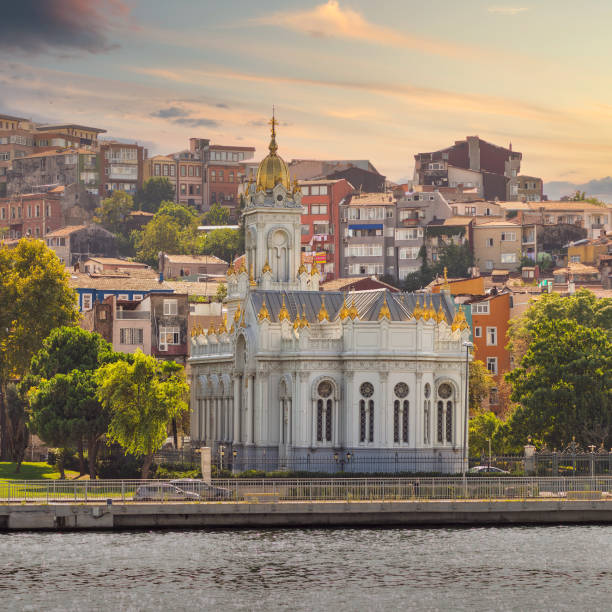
133, 483, 200, 502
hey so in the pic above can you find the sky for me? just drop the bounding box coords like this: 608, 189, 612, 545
2, 0, 612, 183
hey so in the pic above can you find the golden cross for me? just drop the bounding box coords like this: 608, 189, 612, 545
269, 106, 277, 136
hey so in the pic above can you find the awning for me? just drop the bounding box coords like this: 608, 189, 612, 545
348, 223, 383, 230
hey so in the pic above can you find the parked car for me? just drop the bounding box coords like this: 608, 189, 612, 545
170, 479, 232, 500
133, 483, 200, 502
468, 466, 510, 474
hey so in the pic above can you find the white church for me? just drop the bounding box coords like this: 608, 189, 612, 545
189, 118, 472, 473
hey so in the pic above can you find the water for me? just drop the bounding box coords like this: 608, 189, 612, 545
1, 526, 611, 611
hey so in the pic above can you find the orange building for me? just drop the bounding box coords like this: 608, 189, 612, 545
430, 275, 484, 296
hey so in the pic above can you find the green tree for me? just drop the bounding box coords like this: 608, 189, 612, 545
95, 351, 189, 478
134, 215, 183, 267
469, 412, 514, 458
203, 202, 230, 226
5, 384, 29, 472
93, 191, 134, 235
506, 318, 612, 449
469, 359, 495, 415
437, 242, 474, 279
215, 282, 227, 302
0, 240, 78, 459
135, 177, 176, 213
156, 201, 199, 229
200, 228, 240, 263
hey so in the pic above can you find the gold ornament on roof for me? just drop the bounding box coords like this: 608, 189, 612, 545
317, 295, 330, 322
378, 295, 391, 320
435, 301, 447, 324
238, 259, 246, 275
257, 298, 270, 322
413, 297, 422, 320
442, 266, 451, 292
300, 304, 310, 328
229, 322, 235, 334
348, 298, 359, 320
239, 308, 247, 328
427, 296, 437, 320
298, 261, 307, 276
249, 264, 256, 287
311, 260, 320, 276
459, 310, 469, 331
451, 307, 468, 332
255, 109, 291, 192
226, 258, 234, 277
292, 176, 301, 194
262, 259, 272, 274
339, 294, 350, 321
207, 320, 216, 336
233, 304, 242, 324
293, 312, 301, 330
219, 313, 228, 334
422, 297, 432, 321
278, 295, 290, 322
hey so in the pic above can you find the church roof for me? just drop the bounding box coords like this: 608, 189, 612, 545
248, 289, 455, 324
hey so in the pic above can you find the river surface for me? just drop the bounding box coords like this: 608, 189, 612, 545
1, 526, 611, 611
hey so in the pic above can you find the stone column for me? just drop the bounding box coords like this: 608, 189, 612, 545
380, 371, 390, 448
233, 375, 241, 442
246, 374, 254, 444
200, 447, 211, 484
413, 372, 423, 449
524, 443, 536, 475
344, 370, 354, 447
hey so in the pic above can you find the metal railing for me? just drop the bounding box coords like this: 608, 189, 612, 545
1, 477, 611, 504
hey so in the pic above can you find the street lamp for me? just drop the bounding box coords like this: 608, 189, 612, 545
462, 341, 473, 481
334, 451, 352, 472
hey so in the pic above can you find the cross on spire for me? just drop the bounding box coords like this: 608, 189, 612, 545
269, 106, 277, 137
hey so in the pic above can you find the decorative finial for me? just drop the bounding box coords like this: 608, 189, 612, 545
300, 304, 310, 328
292, 176, 301, 195
413, 296, 422, 320
317, 295, 330, 322
268, 107, 278, 154
226, 257, 234, 277
348, 298, 359, 320
442, 266, 450, 292
238, 258, 246, 274
298, 260, 307, 276
233, 303, 242, 323
257, 297, 270, 322
293, 311, 301, 330
219, 313, 228, 334
249, 264, 256, 287
262, 258, 272, 274
311, 260, 320, 276
207, 320, 216, 336
435, 300, 446, 324
378, 295, 391, 320
278, 295, 290, 322
422, 296, 431, 321
339, 294, 350, 321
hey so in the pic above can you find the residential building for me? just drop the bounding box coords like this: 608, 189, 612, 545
159, 253, 228, 280
472, 219, 527, 272
320, 276, 400, 292
525, 201, 611, 240
99, 142, 146, 198
326, 165, 386, 193
425, 217, 474, 268
414, 136, 523, 201
515, 175, 543, 202
0, 192, 63, 239
8, 149, 82, 195
430, 275, 485, 296
69, 271, 173, 312
34, 124, 106, 150
0, 114, 35, 196
448, 200, 503, 217
299, 178, 354, 280
173, 150, 203, 208
393, 190, 453, 280
143, 155, 177, 199
339, 192, 397, 277
45, 225, 117, 265
567, 236, 610, 266
81, 257, 150, 274
188, 138, 256, 212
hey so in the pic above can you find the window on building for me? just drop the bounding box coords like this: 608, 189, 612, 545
486, 326, 497, 346
570, 255, 581, 263
501, 232, 516, 242
301, 224, 310, 235
163, 299, 178, 315
218, 170, 224, 181
311, 205, 328, 215
474, 326, 482, 338
180, 165, 186, 177
387, 247, 394, 256
162, 165, 169, 176
396, 228, 422, 241
473, 302, 489, 314
159, 326, 180, 347
117, 294, 129, 301
82, 294, 93, 311
347, 244, 383, 257
187, 166, 193, 177
359, 382, 374, 443
180, 184, 186, 195
229, 171, 234, 182
489, 387, 499, 405
120, 328, 144, 345
501, 253, 517, 263
316, 380, 333, 443
486, 238, 494, 247
399, 247, 420, 260
465, 206, 476, 215
133, 294, 143, 301
423, 383, 431, 444
154, 164, 161, 176
486, 260, 494, 270
487, 357, 498, 375
393, 383, 409, 444
170, 165, 175, 176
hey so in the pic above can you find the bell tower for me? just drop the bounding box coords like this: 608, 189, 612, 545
242, 112, 305, 289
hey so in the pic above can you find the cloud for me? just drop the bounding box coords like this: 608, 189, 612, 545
150, 105, 219, 128
172, 117, 219, 128
487, 6, 529, 15
151, 107, 190, 119
256, 0, 473, 58
0, 0, 130, 55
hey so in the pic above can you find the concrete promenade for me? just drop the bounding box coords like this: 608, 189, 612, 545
2, 499, 612, 530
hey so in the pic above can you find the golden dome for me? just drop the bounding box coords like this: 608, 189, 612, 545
255, 113, 291, 192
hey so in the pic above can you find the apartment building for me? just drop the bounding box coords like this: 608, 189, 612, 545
414, 136, 524, 201
472, 219, 526, 272
0, 192, 64, 238
515, 175, 543, 202
299, 178, 353, 280
528, 201, 611, 240
99, 142, 146, 198
339, 192, 396, 277
173, 150, 203, 208
34, 124, 105, 150
0, 114, 35, 196
45, 225, 117, 265
143, 155, 177, 199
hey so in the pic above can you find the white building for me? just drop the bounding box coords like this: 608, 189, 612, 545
188, 119, 472, 472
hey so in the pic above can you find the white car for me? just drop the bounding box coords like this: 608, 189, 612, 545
133, 483, 200, 502
468, 465, 510, 474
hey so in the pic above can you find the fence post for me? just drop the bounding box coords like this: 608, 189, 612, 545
122, 481, 125, 503
74, 481, 77, 502
85, 481, 88, 503
46, 481, 49, 504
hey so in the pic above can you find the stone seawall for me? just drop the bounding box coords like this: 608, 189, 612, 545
2, 500, 612, 530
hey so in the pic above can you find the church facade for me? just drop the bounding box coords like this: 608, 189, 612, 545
188, 119, 472, 473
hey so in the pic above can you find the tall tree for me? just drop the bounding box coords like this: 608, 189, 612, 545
506, 318, 612, 449
95, 351, 189, 478
4, 384, 29, 472
469, 359, 495, 415
0, 240, 78, 459
203, 202, 230, 226
200, 228, 241, 263
135, 178, 176, 213
94, 191, 134, 235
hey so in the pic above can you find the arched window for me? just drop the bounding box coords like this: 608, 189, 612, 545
359, 382, 374, 443
424, 383, 431, 444
437, 383, 454, 445
316, 380, 333, 443
393, 383, 409, 444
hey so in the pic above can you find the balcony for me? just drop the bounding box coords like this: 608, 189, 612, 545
116, 310, 150, 320
402, 218, 420, 226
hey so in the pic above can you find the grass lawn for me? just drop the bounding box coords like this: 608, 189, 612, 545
0, 461, 80, 481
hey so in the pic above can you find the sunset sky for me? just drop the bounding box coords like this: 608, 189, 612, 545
2, 0, 611, 183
